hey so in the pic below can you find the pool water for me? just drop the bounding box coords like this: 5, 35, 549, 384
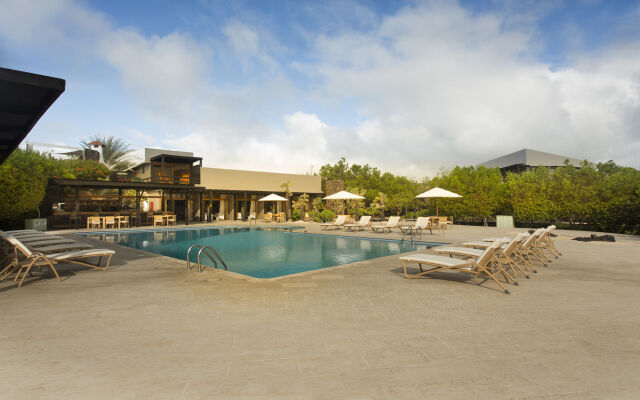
79, 227, 443, 278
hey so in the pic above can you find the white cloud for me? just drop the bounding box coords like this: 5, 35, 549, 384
1, 0, 639, 178
222, 19, 277, 69
299, 2, 640, 173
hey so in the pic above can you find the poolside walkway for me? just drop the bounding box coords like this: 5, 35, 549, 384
1, 223, 639, 399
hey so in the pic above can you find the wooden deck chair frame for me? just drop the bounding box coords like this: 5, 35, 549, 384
400, 241, 512, 294
2, 236, 113, 287
536, 226, 561, 259
520, 229, 549, 267
434, 239, 520, 286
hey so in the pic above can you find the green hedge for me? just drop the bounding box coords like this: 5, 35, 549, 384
0, 149, 111, 226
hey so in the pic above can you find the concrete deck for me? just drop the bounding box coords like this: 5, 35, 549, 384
2, 223, 639, 399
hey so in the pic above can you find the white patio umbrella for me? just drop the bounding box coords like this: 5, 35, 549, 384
258, 193, 287, 215
416, 187, 462, 217
323, 190, 365, 216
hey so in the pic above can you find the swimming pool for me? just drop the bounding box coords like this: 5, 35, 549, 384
79, 227, 444, 278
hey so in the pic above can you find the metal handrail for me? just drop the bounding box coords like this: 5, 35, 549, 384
186, 244, 228, 273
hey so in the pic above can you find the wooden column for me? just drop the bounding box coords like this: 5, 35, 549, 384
199, 192, 204, 222
74, 188, 80, 230
135, 189, 141, 227
185, 190, 190, 225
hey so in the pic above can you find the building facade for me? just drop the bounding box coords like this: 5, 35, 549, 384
131, 148, 322, 222
478, 148, 582, 178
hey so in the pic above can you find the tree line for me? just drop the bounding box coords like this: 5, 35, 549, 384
318, 158, 640, 234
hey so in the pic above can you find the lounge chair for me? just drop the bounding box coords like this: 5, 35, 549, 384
520, 228, 551, 267
344, 216, 371, 232
438, 234, 532, 281
263, 213, 273, 223
320, 215, 347, 230
1, 235, 114, 287
399, 240, 512, 294
371, 216, 400, 233
399, 217, 432, 240
536, 225, 561, 259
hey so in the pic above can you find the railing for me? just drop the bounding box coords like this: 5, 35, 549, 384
186, 244, 228, 273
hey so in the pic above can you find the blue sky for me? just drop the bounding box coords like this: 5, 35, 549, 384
1, 0, 639, 176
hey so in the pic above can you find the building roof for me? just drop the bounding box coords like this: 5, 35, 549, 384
0, 67, 66, 165
149, 153, 202, 164
478, 149, 582, 169
144, 148, 193, 162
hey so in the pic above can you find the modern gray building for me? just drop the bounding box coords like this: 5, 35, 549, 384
479, 148, 582, 178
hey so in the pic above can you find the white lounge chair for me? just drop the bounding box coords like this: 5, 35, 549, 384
371, 216, 401, 233
320, 215, 348, 230
437, 234, 532, 281
399, 240, 512, 294
1, 236, 115, 287
399, 217, 432, 239
344, 216, 371, 232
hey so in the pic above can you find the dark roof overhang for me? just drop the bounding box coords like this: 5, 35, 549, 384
0, 67, 66, 165
149, 154, 203, 164
48, 177, 203, 191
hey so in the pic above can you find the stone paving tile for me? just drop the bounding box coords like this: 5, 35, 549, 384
1, 223, 639, 399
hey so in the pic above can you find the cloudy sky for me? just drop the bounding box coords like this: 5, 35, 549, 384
1, 0, 639, 177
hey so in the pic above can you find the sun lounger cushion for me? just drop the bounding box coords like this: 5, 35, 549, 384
434, 247, 484, 257
16, 237, 73, 245
47, 249, 115, 261
29, 243, 93, 254
398, 253, 472, 269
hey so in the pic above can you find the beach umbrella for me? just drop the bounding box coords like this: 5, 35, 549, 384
323, 190, 365, 215
416, 187, 461, 217
258, 193, 287, 215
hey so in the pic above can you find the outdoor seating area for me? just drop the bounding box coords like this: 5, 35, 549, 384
0, 230, 114, 287
400, 225, 561, 294
262, 212, 286, 223
319, 215, 452, 236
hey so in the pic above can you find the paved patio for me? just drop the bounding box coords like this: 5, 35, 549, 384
2, 223, 639, 399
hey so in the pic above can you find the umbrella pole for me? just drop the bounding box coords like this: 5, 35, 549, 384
436, 199, 439, 217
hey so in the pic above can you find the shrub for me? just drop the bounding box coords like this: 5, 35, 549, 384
317, 209, 336, 222
291, 209, 300, 221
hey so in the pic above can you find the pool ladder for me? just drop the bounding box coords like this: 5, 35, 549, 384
186, 244, 228, 273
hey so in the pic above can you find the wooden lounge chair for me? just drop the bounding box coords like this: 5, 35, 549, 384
536, 225, 561, 259
263, 213, 273, 223
520, 229, 550, 267
399, 217, 432, 240
320, 215, 348, 230
344, 216, 372, 232
1, 236, 114, 287
438, 234, 531, 281
399, 240, 512, 294
371, 216, 400, 233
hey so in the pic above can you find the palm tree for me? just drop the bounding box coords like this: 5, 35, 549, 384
81, 135, 135, 171
371, 192, 388, 218
292, 193, 310, 220
280, 181, 292, 221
